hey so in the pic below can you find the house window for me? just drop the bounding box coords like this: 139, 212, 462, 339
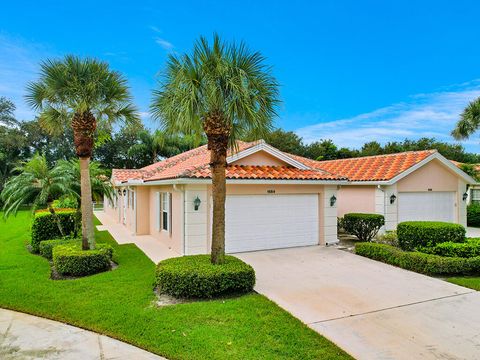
472, 189, 480, 204
161, 192, 170, 231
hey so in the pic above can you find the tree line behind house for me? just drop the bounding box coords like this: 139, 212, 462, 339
2, 95, 480, 205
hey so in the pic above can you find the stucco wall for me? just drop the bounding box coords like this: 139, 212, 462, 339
147, 185, 183, 254
397, 159, 458, 192
135, 186, 150, 235
337, 186, 376, 217
231, 150, 289, 166
103, 193, 118, 222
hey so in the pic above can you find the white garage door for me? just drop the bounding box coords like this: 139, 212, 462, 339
398, 192, 455, 223
224, 194, 319, 253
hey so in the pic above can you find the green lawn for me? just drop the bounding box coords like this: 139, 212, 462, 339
448, 277, 480, 290
0, 211, 351, 360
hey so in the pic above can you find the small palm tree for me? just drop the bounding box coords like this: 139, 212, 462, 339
452, 98, 480, 140
26, 55, 138, 250
151, 35, 279, 264
56, 159, 113, 204
1, 154, 74, 235
127, 129, 167, 165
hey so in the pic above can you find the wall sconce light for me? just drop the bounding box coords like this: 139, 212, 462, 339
122, 189, 127, 196
463, 192, 468, 201
117, 189, 122, 196
193, 196, 201, 211
390, 194, 397, 204
330, 195, 337, 207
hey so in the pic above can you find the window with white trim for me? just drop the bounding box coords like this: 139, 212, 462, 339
472, 189, 480, 204
161, 192, 170, 231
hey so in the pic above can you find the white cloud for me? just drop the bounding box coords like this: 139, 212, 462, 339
0, 33, 58, 121
149, 26, 173, 51
296, 82, 480, 152
154, 37, 173, 50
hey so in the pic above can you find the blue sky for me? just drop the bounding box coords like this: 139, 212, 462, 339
1, 0, 480, 151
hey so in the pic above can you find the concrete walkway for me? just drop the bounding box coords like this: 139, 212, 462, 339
466, 226, 480, 238
0, 308, 166, 360
94, 211, 179, 263
238, 246, 480, 360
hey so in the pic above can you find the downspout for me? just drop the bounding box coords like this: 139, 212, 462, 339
173, 184, 185, 255
377, 185, 386, 231
133, 188, 137, 235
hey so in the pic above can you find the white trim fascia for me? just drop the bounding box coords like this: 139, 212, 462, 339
132, 178, 348, 186
226, 141, 310, 170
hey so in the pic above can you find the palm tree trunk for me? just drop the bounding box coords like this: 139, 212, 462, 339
72, 111, 96, 250
79, 157, 95, 250
48, 204, 65, 237
204, 112, 230, 265
210, 147, 227, 264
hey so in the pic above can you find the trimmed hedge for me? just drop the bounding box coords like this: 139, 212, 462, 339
155, 255, 255, 298
467, 203, 480, 227
343, 213, 385, 242
31, 209, 79, 253
53, 243, 114, 277
39, 238, 79, 260
397, 221, 465, 251
419, 238, 480, 258
355, 242, 480, 276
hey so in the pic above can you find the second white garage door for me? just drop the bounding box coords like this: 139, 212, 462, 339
398, 192, 456, 223
225, 194, 319, 253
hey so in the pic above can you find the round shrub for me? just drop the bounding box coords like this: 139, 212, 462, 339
155, 255, 255, 298
39, 238, 79, 260
467, 203, 480, 227
31, 209, 79, 253
397, 221, 465, 251
343, 213, 385, 242
53, 243, 114, 277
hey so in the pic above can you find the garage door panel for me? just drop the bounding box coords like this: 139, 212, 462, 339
398, 192, 455, 223
224, 194, 319, 253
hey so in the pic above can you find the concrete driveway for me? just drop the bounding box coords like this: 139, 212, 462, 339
237, 246, 480, 360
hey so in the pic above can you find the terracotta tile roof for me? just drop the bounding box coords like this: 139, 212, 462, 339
297, 150, 437, 182
111, 169, 145, 182
451, 160, 480, 171
111, 140, 437, 184
112, 140, 343, 183
183, 165, 343, 180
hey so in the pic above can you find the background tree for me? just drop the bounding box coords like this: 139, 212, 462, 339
151, 35, 279, 264
26, 55, 138, 250
1, 154, 74, 235
304, 139, 338, 160
245, 128, 305, 156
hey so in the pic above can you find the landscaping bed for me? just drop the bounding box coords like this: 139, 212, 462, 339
0, 211, 351, 360
355, 221, 480, 282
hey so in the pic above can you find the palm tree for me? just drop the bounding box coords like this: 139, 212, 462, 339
1, 154, 74, 235
127, 130, 203, 166
127, 129, 167, 165
26, 56, 138, 250
55, 159, 113, 203
452, 98, 480, 140
150, 35, 279, 264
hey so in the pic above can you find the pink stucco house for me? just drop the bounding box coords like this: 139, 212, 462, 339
103, 140, 475, 255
